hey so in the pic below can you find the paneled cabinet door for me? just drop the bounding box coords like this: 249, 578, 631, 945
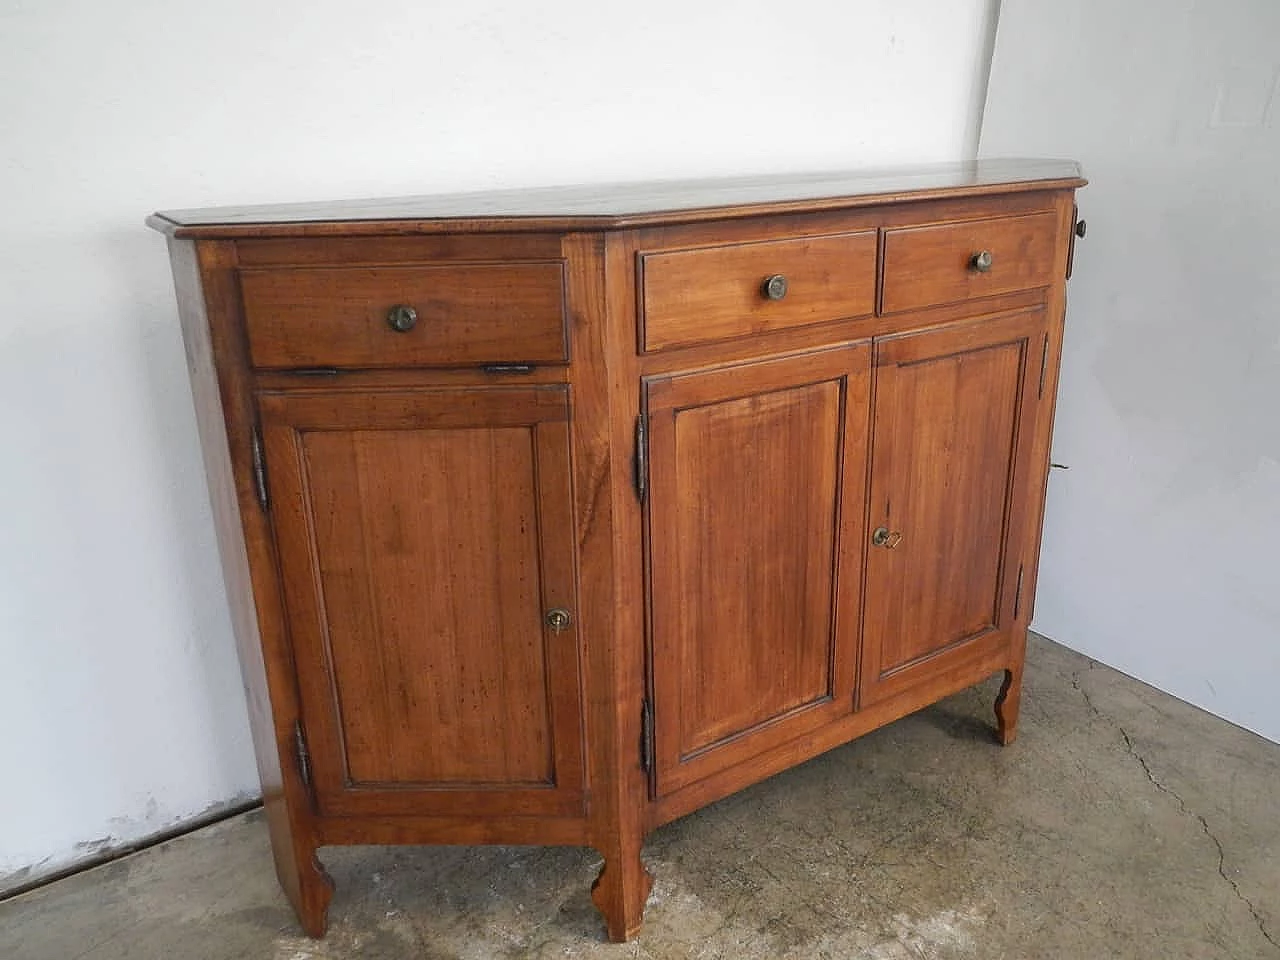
645, 346, 871, 796
859, 309, 1048, 706
259, 385, 586, 819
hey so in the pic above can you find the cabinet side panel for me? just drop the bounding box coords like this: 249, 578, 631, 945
1020, 192, 1078, 624
168, 237, 331, 932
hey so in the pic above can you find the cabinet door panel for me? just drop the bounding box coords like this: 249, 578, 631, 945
860, 311, 1046, 705
647, 346, 870, 796
260, 386, 585, 818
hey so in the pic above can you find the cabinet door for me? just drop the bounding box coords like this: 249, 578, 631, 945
860, 310, 1047, 705
259, 385, 585, 818
646, 346, 870, 795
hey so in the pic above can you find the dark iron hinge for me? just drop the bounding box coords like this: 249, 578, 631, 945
1013, 564, 1025, 621
640, 699, 654, 773
293, 720, 311, 789
481, 363, 536, 375
251, 427, 269, 510
1038, 333, 1050, 399
634, 414, 648, 502
1067, 206, 1085, 280
1067, 204, 1078, 280
286, 366, 340, 377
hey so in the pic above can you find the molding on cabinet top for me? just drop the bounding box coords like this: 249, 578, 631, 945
147, 158, 1086, 239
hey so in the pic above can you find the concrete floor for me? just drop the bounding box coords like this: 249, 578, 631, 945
3, 635, 1278, 959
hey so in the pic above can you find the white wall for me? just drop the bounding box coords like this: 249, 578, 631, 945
982, 0, 1280, 743
0, 1, 997, 889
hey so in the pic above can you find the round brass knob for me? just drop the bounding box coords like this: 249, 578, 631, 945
386, 304, 418, 332
762, 274, 789, 301
1075, 219, 1087, 239
871, 526, 903, 549
545, 607, 572, 633
970, 250, 994, 273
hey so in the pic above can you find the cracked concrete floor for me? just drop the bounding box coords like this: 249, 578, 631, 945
3, 635, 1278, 959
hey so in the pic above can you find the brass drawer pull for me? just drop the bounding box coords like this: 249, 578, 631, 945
386, 304, 418, 332
970, 250, 994, 273
762, 274, 789, 301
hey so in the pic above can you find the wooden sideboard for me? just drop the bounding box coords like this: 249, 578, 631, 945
149, 159, 1086, 941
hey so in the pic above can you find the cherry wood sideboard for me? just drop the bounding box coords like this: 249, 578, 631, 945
149, 159, 1086, 941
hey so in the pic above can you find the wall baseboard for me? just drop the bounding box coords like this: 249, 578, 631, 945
0, 796, 263, 903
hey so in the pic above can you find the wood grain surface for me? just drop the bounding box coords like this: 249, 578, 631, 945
260, 386, 585, 819
881, 211, 1059, 313
148, 159, 1084, 238
154, 166, 1083, 942
645, 346, 869, 795
859, 309, 1048, 707
639, 231, 876, 351
240, 261, 568, 369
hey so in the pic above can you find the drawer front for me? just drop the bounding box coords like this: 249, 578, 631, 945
639, 231, 877, 352
880, 211, 1058, 314
240, 262, 568, 369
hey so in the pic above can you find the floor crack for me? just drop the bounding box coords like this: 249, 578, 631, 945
1072, 670, 1279, 952
1070, 667, 1104, 721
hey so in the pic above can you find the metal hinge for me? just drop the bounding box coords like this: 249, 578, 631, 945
480, 363, 536, 375
294, 720, 311, 789
1013, 565, 1025, 621
288, 367, 340, 377
251, 427, 269, 510
634, 414, 648, 502
640, 699, 654, 773
1037, 333, 1050, 399
1067, 206, 1085, 280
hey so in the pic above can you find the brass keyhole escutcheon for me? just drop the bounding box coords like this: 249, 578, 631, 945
871, 526, 903, 549
545, 608, 572, 633
386, 304, 418, 332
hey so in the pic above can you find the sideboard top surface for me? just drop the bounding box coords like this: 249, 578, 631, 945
147, 158, 1084, 239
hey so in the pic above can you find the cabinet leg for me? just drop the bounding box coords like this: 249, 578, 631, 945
290, 849, 335, 938
591, 841, 653, 942
994, 665, 1023, 746
264, 800, 334, 937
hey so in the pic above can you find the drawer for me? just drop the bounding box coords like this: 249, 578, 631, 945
639, 231, 877, 352
240, 262, 568, 369
880, 211, 1058, 314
